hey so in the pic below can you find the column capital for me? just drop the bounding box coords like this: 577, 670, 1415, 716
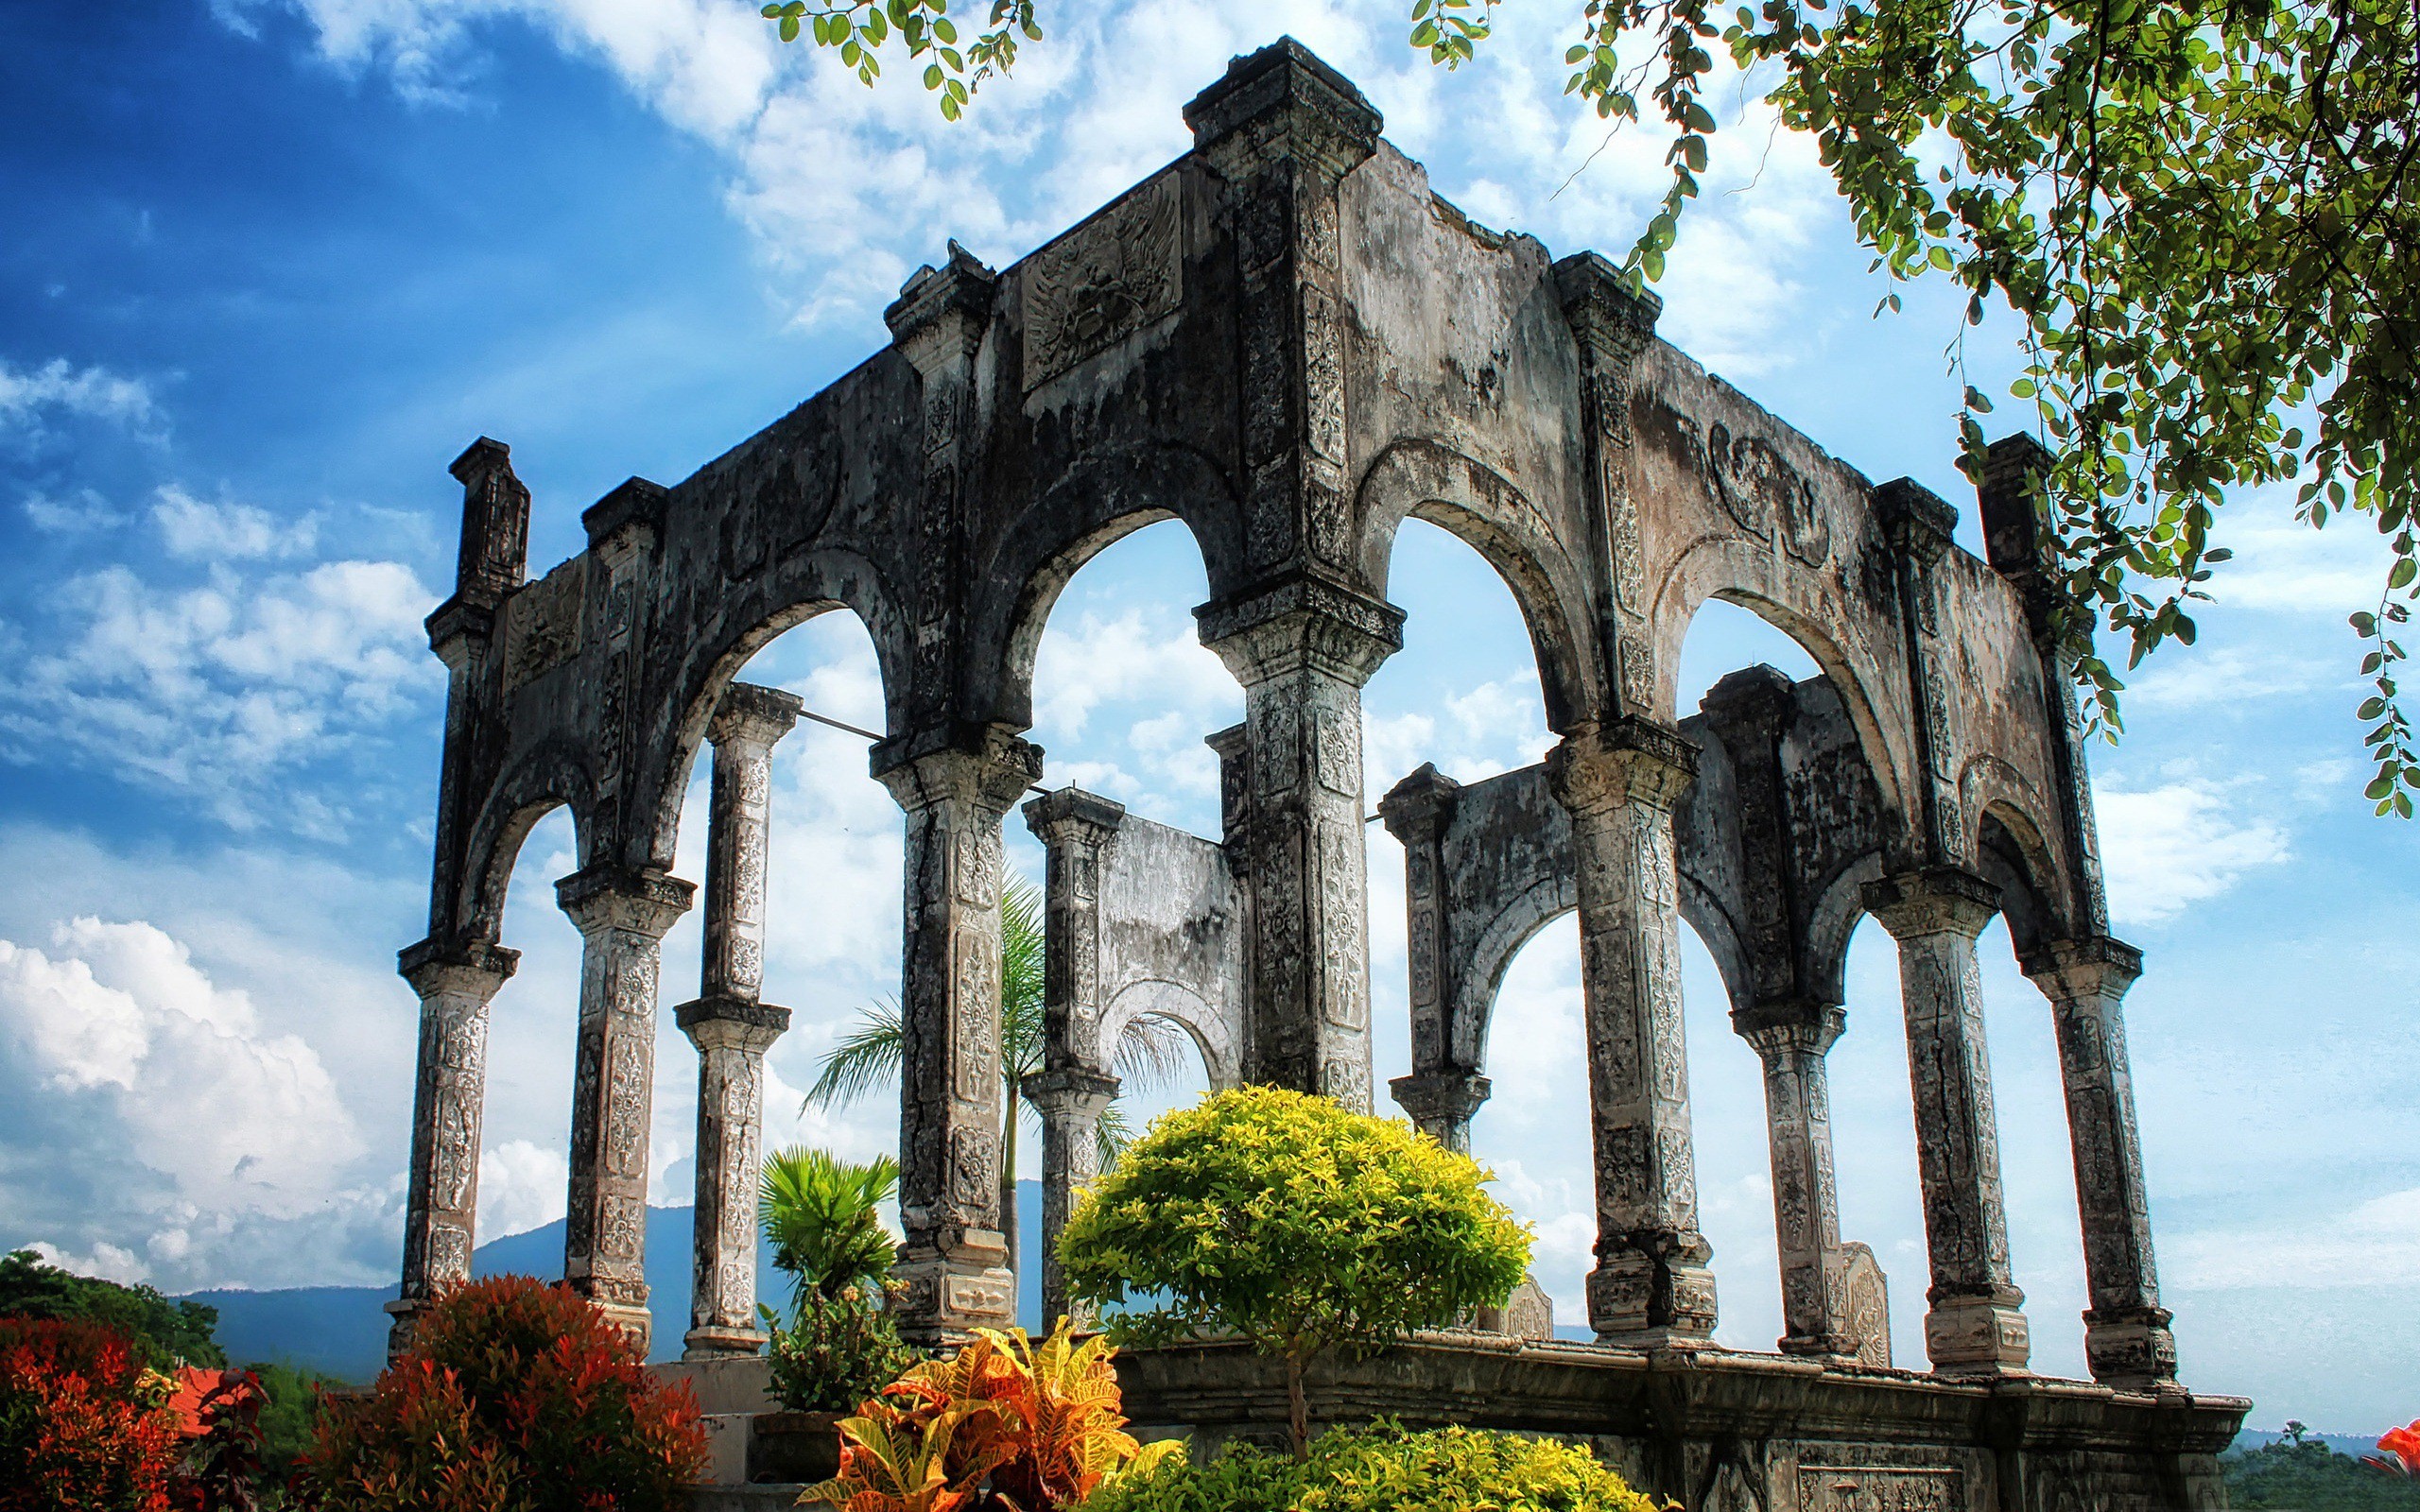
2018, 934, 2144, 1000
1184, 37, 1381, 180
1022, 1066, 1120, 1120
709, 681, 804, 751
1863, 865, 1999, 941
1734, 999, 1845, 1057
556, 865, 695, 938
675, 994, 791, 1052
872, 722, 1043, 817
1376, 763, 1461, 841
1697, 663, 1800, 736
1874, 477, 1961, 565
582, 476, 668, 563
1389, 1069, 1492, 1128
884, 242, 997, 374
1546, 716, 1698, 816
397, 936, 520, 998
1196, 574, 1403, 686
1022, 786, 1127, 847
1552, 251, 1663, 369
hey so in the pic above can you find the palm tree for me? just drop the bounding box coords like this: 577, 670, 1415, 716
759, 1146, 900, 1312
804, 872, 1190, 1297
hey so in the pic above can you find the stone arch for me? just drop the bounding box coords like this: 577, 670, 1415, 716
973, 442, 1243, 732
1356, 438, 1600, 732
1101, 977, 1240, 1091
1801, 851, 1885, 1007
1652, 539, 1917, 854
1455, 875, 1577, 1068
458, 739, 597, 942
637, 548, 908, 873
1970, 790, 2070, 955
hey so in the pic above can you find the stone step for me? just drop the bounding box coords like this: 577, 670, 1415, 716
687, 1485, 805, 1511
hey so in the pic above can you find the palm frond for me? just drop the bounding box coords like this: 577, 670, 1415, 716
761, 1145, 902, 1303
999, 871, 1047, 1081
1111, 1011, 1194, 1094
804, 999, 905, 1110
1094, 1102, 1136, 1170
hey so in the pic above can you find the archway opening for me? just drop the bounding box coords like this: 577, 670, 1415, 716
474, 806, 584, 1253
650, 606, 908, 1358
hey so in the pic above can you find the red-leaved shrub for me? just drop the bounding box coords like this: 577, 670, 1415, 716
0, 1316, 183, 1512
291, 1276, 706, 1512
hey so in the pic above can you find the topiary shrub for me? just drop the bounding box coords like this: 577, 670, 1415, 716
1077, 1423, 1661, 1512
1057, 1086, 1531, 1455
0, 1316, 183, 1512
290, 1276, 706, 1512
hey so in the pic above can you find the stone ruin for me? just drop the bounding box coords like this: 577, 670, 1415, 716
390, 38, 2245, 1508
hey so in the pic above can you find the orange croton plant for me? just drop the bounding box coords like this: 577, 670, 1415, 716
2369, 1419, 2420, 1477
803, 1321, 1183, 1512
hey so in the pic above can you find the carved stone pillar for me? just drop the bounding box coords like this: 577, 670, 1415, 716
2022, 936, 2178, 1387
1547, 717, 1717, 1347
1738, 1005, 1856, 1358
1200, 585, 1400, 1109
873, 724, 1041, 1345
672, 683, 801, 1359
1025, 788, 1127, 1076
1389, 1070, 1492, 1155
1022, 1067, 1118, 1331
1377, 764, 1461, 1091
1864, 866, 2030, 1375
558, 865, 695, 1352
386, 937, 518, 1362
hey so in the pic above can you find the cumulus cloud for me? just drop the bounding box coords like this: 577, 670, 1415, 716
24, 490, 130, 535
477, 1138, 569, 1240
0, 357, 163, 446
0, 556, 441, 832
152, 486, 320, 561
227, 0, 1839, 358
0, 917, 392, 1290
2091, 777, 2291, 924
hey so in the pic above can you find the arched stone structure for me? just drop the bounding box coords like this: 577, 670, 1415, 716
391, 38, 2238, 1500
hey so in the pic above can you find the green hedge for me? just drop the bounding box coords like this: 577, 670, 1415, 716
1079, 1423, 1660, 1512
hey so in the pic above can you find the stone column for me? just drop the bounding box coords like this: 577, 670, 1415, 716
673, 682, 802, 1359
2023, 936, 2178, 1387
1200, 585, 1399, 1109
1547, 717, 1717, 1347
1864, 866, 2030, 1375
557, 864, 695, 1352
1390, 1071, 1492, 1155
1022, 1067, 1118, 1330
1737, 1005, 1856, 1358
1021, 787, 1127, 1329
386, 938, 518, 1362
873, 724, 1041, 1345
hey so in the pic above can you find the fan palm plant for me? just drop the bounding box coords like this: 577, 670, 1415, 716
761, 1146, 902, 1309
804, 872, 1191, 1297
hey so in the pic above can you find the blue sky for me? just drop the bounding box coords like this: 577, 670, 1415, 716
1, 0, 2413, 1432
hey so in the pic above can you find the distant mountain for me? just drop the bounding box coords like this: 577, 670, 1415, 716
186, 1181, 1050, 1384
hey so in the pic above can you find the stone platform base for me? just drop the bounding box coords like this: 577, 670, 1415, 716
1115, 1334, 2247, 1512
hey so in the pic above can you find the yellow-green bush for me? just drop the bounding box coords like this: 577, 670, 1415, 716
1079, 1423, 1660, 1512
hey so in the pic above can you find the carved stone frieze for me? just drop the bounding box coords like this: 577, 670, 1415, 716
1022, 174, 1184, 389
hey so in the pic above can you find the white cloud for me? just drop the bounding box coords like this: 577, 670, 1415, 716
0, 357, 163, 445
0, 557, 441, 831
28, 1240, 153, 1286
152, 486, 320, 560
477, 1138, 569, 1240
0, 919, 363, 1220
2167, 1186, 2420, 1291
24, 490, 130, 535
2090, 777, 2290, 924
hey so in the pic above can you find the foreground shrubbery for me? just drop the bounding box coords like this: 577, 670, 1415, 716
1061, 1087, 1530, 1454
804, 1322, 1180, 1512
1081, 1423, 1659, 1512
291, 1276, 705, 1512
0, 1316, 184, 1512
